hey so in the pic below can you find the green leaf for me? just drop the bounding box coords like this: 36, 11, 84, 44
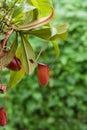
12, 2, 37, 26
31, 0, 52, 8
12, 2, 36, 16
0, 33, 5, 40
9, 68, 25, 88
0, 34, 18, 70
15, 8, 54, 31
9, 45, 25, 88
50, 24, 69, 40
25, 24, 69, 40
51, 41, 60, 59
26, 28, 51, 39
30, 0, 39, 9
21, 34, 36, 74
31, 0, 52, 17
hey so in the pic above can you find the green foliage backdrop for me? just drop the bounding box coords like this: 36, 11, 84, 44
1, 0, 87, 129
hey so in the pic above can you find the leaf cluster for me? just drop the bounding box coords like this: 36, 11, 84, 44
0, 0, 68, 87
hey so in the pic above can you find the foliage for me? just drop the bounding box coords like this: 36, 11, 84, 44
0, 0, 87, 130
0, 0, 68, 87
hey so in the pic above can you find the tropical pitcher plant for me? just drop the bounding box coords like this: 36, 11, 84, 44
0, 0, 69, 126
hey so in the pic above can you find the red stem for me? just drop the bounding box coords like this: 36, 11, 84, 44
1, 29, 14, 49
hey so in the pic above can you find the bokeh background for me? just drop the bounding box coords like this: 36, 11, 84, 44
1, 0, 87, 129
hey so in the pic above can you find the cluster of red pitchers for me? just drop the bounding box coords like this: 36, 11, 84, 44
0, 56, 49, 126
2, 50, 49, 86
2, 50, 49, 85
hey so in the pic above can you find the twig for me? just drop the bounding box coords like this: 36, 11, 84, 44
1, 29, 14, 48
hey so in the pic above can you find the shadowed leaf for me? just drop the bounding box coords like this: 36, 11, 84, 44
21, 34, 36, 74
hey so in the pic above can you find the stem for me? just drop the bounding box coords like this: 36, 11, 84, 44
35, 40, 49, 63
4, 92, 8, 110
35, 38, 58, 69
1, 29, 14, 49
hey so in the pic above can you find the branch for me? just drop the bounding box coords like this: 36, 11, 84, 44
1, 29, 14, 48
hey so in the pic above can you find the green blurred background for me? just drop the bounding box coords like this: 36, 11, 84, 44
1, 0, 87, 129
